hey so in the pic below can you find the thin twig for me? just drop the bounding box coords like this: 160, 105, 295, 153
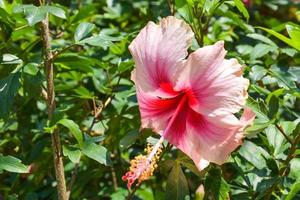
51, 44, 77, 61
66, 163, 79, 198
275, 124, 293, 145
126, 186, 139, 200
87, 97, 112, 134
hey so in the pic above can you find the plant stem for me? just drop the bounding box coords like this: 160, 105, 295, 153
275, 124, 293, 145
126, 186, 139, 200
40, 13, 68, 200
264, 131, 300, 199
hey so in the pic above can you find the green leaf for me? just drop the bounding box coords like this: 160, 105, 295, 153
0, 155, 28, 173
118, 60, 134, 73
0, 72, 20, 118
44, 6, 66, 19
175, 0, 194, 23
73, 86, 94, 99
204, 167, 230, 200
14, 5, 65, 26
246, 97, 269, 122
247, 33, 277, 47
289, 158, 300, 180
77, 34, 117, 48
203, 0, 220, 14
285, 181, 300, 200
63, 145, 81, 163
286, 25, 300, 46
268, 65, 297, 89
267, 94, 279, 119
265, 125, 285, 157
74, 22, 95, 42
1, 54, 22, 65
245, 119, 275, 136
54, 53, 94, 73
250, 65, 268, 81
58, 119, 83, 147
14, 5, 46, 26
82, 141, 111, 166
119, 130, 139, 150
233, 0, 249, 21
23, 63, 39, 75
238, 141, 269, 169
250, 43, 277, 60
257, 26, 300, 51
281, 48, 298, 57
165, 162, 189, 200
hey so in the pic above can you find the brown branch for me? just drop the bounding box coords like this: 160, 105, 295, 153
264, 131, 300, 199
40, 7, 68, 200
275, 124, 293, 145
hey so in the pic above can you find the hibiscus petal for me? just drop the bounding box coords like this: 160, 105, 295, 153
129, 16, 193, 98
175, 41, 249, 116
176, 108, 255, 171
136, 87, 181, 133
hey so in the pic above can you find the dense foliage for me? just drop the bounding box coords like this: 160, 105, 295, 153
0, 0, 299, 199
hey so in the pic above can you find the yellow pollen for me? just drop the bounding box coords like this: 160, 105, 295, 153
129, 143, 162, 184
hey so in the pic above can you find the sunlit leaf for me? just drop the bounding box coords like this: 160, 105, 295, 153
82, 141, 111, 166
0, 155, 28, 173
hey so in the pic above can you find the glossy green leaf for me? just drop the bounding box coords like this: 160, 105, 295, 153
0, 72, 20, 118
257, 26, 300, 51
267, 94, 279, 119
165, 162, 189, 200
250, 43, 277, 60
13, 5, 65, 26
23, 63, 39, 75
175, 0, 194, 23
58, 119, 83, 147
77, 34, 117, 48
44, 5, 66, 19
74, 22, 95, 42
13, 5, 46, 26
119, 130, 139, 150
238, 141, 269, 169
63, 145, 81, 163
1, 54, 22, 64
54, 53, 94, 73
285, 181, 300, 200
245, 119, 275, 136
286, 25, 300, 46
204, 167, 230, 200
82, 141, 111, 166
268, 65, 297, 89
0, 155, 28, 173
233, 0, 249, 21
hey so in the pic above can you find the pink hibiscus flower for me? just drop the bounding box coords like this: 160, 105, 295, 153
123, 16, 255, 188
243, 0, 251, 7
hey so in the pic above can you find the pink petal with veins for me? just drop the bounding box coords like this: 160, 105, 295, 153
128, 16, 255, 173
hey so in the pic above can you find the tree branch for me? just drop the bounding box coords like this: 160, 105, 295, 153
40, 10, 68, 200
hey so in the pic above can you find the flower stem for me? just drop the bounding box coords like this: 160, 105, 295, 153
40, 3, 68, 200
